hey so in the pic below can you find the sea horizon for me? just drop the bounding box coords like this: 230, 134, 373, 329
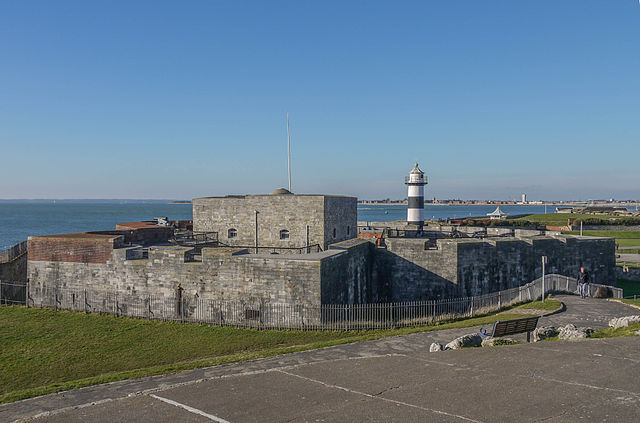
0, 200, 552, 250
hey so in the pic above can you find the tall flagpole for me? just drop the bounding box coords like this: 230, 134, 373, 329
287, 112, 291, 192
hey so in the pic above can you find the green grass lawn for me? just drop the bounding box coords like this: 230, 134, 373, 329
0, 305, 537, 404
590, 322, 640, 338
559, 230, 640, 250
616, 279, 640, 297
561, 230, 640, 239
620, 298, 640, 307
616, 238, 640, 247
513, 297, 562, 311
514, 213, 621, 226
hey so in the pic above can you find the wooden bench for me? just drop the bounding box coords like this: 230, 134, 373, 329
479, 316, 540, 343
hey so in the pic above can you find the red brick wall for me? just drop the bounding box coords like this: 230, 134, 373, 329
28, 236, 118, 264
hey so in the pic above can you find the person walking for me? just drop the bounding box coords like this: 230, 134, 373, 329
577, 267, 590, 298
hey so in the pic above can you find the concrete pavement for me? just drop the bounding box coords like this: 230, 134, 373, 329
3, 295, 639, 423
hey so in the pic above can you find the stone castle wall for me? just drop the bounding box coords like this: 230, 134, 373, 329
28, 246, 329, 310
0, 253, 27, 282
330, 235, 616, 302
193, 195, 356, 250
27, 233, 616, 310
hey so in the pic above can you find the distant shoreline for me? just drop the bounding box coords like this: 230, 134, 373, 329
169, 201, 191, 204
358, 203, 553, 206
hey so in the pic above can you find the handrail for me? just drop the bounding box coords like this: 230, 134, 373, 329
0, 240, 28, 263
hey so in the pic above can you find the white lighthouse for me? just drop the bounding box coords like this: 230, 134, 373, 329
405, 163, 427, 228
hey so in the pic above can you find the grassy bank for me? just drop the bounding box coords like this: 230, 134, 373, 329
616, 279, 640, 297
515, 297, 561, 311
591, 322, 640, 338
620, 298, 640, 307
514, 213, 620, 227
0, 305, 540, 403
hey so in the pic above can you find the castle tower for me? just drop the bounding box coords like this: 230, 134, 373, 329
405, 163, 427, 228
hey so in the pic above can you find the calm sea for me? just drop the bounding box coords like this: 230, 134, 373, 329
0, 200, 548, 250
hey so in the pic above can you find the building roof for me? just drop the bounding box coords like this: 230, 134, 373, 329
270, 188, 293, 195
487, 207, 508, 217
194, 193, 356, 200
409, 163, 424, 175
29, 232, 121, 241
116, 221, 162, 230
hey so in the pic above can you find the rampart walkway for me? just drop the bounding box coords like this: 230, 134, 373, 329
3, 295, 639, 422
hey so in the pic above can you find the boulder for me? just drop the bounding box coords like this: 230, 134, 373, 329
481, 337, 517, 347
444, 334, 483, 350
635, 330, 640, 336
532, 326, 559, 342
429, 342, 443, 352
558, 324, 594, 340
609, 315, 640, 329
481, 337, 495, 347
594, 286, 613, 298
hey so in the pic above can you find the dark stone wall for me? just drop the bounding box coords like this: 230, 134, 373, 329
322, 239, 375, 304
29, 246, 324, 308
456, 237, 615, 297
379, 238, 459, 301
0, 253, 27, 282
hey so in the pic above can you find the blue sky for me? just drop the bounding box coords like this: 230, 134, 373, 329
1, 1, 638, 201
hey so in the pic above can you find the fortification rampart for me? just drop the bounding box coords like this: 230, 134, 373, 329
28, 233, 616, 311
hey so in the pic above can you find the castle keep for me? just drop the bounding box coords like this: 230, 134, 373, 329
192, 189, 357, 250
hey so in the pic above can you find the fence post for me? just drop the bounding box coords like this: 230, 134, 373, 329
498, 292, 501, 309
389, 302, 393, 329
148, 295, 152, 320
55, 286, 58, 311
0, 280, 3, 305
84, 289, 87, 313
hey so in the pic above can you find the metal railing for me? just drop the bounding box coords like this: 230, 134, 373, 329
3, 274, 622, 330
0, 240, 28, 263
230, 244, 323, 254
0, 280, 27, 305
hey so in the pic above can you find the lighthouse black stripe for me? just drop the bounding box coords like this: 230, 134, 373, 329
408, 196, 423, 208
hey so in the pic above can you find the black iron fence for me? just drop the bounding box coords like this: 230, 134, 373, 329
0, 281, 27, 305
0, 241, 27, 263
2, 274, 622, 330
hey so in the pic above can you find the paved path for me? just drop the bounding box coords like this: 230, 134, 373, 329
617, 253, 640, 263
3, 295, 639, 423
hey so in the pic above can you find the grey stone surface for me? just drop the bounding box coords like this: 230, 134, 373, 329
378, 234, 615, 301
557, 324, 594, 340
429, 342, 443, 352
3, 295, 639, 423
444, 333, 482, 350
609, 315, 640, 328
532, 326, 559, 342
